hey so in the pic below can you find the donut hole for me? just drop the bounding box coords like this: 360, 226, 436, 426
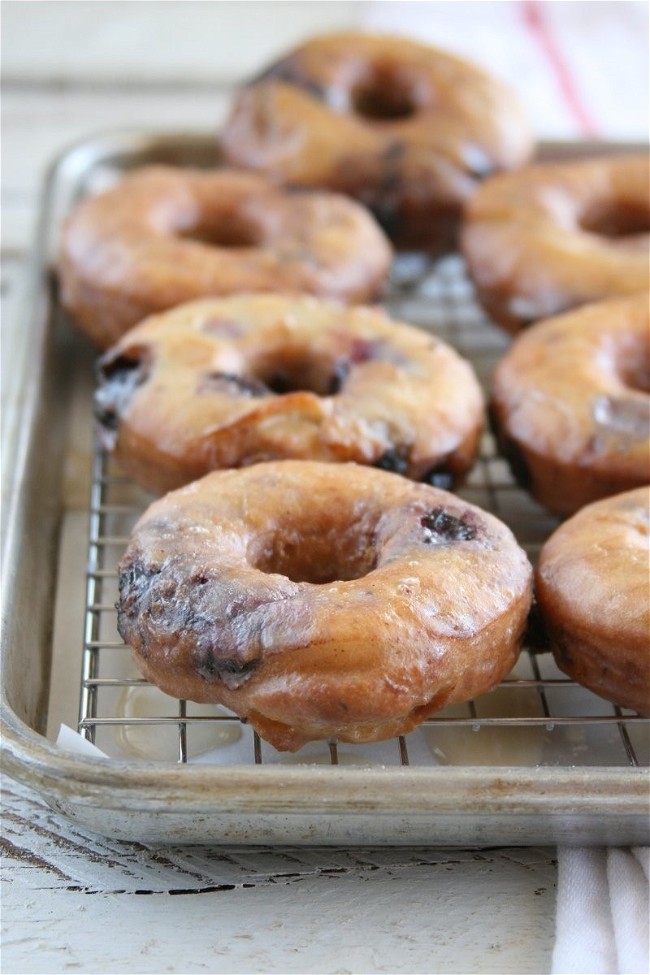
579, 200, 650, 242
258, 359, 331, 396
250, 523, 378, 584
351, 65, 419, 120
179, 216, 261, 249
252, 345, 370, 396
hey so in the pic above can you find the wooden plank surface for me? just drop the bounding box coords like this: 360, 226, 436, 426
2, 779, 556, 974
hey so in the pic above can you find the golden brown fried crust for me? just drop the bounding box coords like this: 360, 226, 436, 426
95, 293, 485, 495
536, 488, 650, 714
117, 461, 533, 750
220, 32, 533, 251
59, 165, 393, 349
462, 154, 650, 332
490, 294, 650, 517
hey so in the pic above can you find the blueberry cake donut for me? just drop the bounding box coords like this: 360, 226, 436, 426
536, 487, 650, 714
491, 294, 650, 517
221, 32, 533, 251
462, 154, 649, 331
95, 293, 485, 495
117, 461, 533, 750
59, 165, 393, 348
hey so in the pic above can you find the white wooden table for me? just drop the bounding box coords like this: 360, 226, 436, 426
13, 2, 647, 969
3, 773, 557, 974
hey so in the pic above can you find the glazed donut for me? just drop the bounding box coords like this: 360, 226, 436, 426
536, 487, 650, 714
491, 294, 650, 518
95, 293, 484, 495
462, 153, 650, 332
117, 461, 533, 751
220, 32, 533, 251
59, 165, 392, 349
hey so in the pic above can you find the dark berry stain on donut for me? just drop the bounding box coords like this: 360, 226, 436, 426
421, 463, 455, 490
118, 554, 269, 688
328, 339, 382, 394
95, 353, 149, 440
421, 507, 477, 543
349, 337, 381, 364
250, 60, 327, 102
198, 372, 270, 398
374, 446, 410, 475
116, 556, 162, 645
328, 359, 351, 395
192, 647, 260, 688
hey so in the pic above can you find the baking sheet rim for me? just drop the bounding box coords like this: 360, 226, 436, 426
1, 129, 648, 843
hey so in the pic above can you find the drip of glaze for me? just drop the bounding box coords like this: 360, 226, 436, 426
113, 685, 242, 762
198, 372, 269, 397
592, 394, 650, 442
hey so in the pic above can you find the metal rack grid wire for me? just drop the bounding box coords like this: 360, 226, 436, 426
77, 254, 649, 769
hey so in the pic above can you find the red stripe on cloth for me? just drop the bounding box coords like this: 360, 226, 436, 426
521, 0, 600, 137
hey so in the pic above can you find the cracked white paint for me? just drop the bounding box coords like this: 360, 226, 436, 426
2, 779, 557, 974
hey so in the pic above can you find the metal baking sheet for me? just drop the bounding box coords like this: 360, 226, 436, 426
1, 131, 648, 846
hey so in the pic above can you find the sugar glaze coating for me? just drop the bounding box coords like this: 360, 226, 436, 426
536, 488, 650, 714
96, 293, 484, 495
221, 32, 533, 251
117, 461, 533, 751
491, 294, 650, 517
59, 165, 393, 348
462, 154, 649, 331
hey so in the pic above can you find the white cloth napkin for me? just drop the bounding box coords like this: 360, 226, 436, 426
553, 847, 650, 974
362, 0, 649, 139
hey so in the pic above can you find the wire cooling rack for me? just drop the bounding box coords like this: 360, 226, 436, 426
77, 255, 649, 770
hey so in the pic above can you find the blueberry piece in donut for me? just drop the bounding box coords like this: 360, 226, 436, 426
95, 293, 484, 496
421, 462, 455, 491
490, 294, 650, 516
420, 507, 478, 543
94, 351, 150, 448
117, 461, 533, 751
373, 447, 410, 475
327, 359, 351, 395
